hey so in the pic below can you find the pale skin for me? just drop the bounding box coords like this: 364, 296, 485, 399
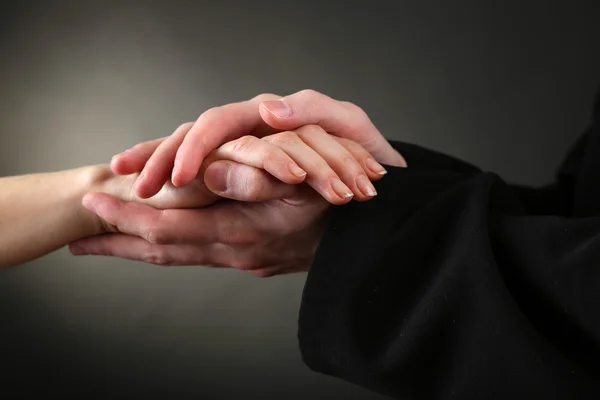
121, 91, 404, 203
71, 90, 408, 277
0, 125, 385, 269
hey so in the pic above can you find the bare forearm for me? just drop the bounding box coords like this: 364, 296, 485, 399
0, 165, 111, 268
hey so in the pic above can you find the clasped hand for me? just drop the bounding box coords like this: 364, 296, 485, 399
71, 90, 406, 277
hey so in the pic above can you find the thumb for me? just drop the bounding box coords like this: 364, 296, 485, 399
258, 89, 406, 167
204, 161, 303, 202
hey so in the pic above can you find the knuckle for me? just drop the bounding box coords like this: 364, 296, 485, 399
146, 227, 167, 245
340, 154, 361, 170
229, 135, 257, 153
340, 100, 365, 116
297, 89, 322, 101
198, 106, 223, 123
344, 139, 367, 155
296, 124, 324, 138
340, 101, 371, 130
144, 213, 169, 245
269, 130, 299, 146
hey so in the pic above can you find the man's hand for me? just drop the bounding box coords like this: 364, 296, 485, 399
70, 161, 329, 277
111, 89, 406, 198
72, 89, 407, 276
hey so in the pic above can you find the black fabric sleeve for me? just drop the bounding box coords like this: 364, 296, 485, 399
298, 96, 600, 399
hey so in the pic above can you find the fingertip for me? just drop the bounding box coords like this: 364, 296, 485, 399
328, 194, 353, 206
111, 154, 147, 176
171, 167, 194, 188
172, 147, 204, 187
82, 192, 115, 215
287, 163, 307, 180
110, 155, 129, 175
134, 180, 155, 199
318, 187, 353, 206
81, 192, 97, 210
364, 157, 388, 177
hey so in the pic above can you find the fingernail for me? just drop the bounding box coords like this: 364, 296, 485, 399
330, 178, 354, 199
356, 174, 377, 197
366, 157, 387, 175
262, 100, 292, 119
288, 163, 307, 177
205, 162, 231, 193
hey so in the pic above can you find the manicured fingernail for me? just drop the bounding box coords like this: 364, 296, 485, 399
288, 163, 307, 177
356, 174, 377, 197
366, 157, 387, 175
330, 178, 354, 199
262, 100, 292, 118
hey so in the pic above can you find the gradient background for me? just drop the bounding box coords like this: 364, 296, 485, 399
1, 1, 599, 398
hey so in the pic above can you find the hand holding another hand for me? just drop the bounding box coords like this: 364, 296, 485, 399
73, 90, 406, 277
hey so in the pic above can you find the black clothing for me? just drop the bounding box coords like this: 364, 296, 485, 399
300, 91, 600, 399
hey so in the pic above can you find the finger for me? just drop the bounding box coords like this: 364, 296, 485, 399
206, 135, 307, 185
110, 137, 168, 175
81, 192, 255, 246
258, 89, 407, 166
293, 125, 378, 201
203, 161, 304, 202
171, 94, 282, 187
69, 234, 232, 267
262, 131, 354, 205
332, 136, 389, 178
134, 122, 194, 198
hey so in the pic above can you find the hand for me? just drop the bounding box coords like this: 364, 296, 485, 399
102, 125, 387, 208
112, 89, 406, 199
72, 89, 407, 275
70, 161, 330, 277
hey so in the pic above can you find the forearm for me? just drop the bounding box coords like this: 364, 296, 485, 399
0, 165, 112, 268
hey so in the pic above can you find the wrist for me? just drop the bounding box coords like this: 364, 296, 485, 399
76, 164, 116, 236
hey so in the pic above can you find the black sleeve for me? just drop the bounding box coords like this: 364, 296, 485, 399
298, 95, 600, 399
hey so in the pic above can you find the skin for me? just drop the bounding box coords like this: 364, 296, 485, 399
0, 125, 382, 269
71, 90, 407, 277
117, 91, 404, 202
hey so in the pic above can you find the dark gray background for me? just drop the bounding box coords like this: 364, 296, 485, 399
0, 1, 599, 398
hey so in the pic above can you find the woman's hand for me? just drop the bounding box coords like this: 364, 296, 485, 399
111, 90, 406, 200
99, 125, 388, 210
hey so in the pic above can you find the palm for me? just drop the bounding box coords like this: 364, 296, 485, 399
208, 186, 330, 274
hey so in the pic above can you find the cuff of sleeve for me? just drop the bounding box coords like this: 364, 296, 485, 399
298, 165, 470, 375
